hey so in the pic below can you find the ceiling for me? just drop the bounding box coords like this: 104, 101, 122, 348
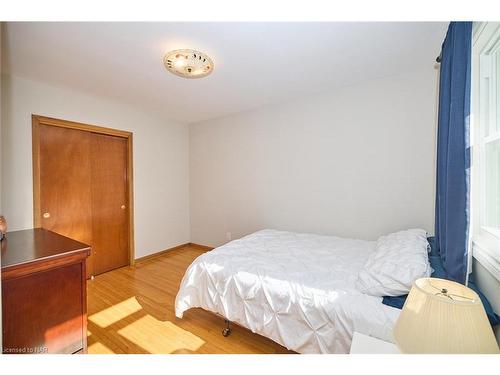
2, 22, 448, 124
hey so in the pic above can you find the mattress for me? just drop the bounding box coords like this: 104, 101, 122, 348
175, 229, 400, 353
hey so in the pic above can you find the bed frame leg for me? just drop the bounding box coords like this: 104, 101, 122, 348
222, 319, 232, 337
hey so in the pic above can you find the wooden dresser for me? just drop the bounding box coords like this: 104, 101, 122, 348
1, 228, 91, 354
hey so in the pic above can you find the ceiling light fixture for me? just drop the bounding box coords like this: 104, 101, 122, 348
163, 49, 214, 79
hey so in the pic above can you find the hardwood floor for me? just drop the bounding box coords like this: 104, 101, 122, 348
86, 245, 294, 354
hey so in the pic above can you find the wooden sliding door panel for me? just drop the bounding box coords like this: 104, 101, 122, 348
34, 116, 133, 277
90, 133, 129, 274
39, 125, 94, 276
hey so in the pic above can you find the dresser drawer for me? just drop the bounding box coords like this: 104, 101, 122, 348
1, 229, 90, 354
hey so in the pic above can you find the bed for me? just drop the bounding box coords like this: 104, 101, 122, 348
175, 229, 401, 353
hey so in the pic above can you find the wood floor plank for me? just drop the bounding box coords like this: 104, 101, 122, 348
87, 245, 295, 354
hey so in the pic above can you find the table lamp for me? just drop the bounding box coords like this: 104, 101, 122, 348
393, 277, 499, 353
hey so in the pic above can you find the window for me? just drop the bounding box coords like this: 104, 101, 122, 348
471, 22, 500, 280
479, 31, 500, 234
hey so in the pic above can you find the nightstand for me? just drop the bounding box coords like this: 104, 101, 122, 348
349, 332, 400, 354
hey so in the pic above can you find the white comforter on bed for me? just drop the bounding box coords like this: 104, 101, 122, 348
175, 229, 400, 353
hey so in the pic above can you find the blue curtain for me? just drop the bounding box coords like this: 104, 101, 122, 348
435, 22, 472, 284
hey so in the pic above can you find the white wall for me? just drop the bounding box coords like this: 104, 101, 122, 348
0, 66, 441, 257
190, 68, 438, 247
1, 74, 190, 259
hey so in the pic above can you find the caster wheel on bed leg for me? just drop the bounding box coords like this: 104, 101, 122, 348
222, 319, 231, 337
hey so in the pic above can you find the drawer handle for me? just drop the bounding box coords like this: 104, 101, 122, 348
43, 212, 50, 219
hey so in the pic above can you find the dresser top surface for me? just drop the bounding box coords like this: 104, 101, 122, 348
1, 228, 90, 269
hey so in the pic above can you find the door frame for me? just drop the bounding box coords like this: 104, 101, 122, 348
32, 115, 135, 266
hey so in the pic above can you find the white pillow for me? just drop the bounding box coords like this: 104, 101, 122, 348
356, 229, 432, 296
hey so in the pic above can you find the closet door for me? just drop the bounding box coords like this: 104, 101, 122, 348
90, 133, 129, 275
37, 121, 131, 278
39, 125, 95, 276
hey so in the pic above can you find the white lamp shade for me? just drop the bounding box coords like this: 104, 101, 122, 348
393, 277, 499, 353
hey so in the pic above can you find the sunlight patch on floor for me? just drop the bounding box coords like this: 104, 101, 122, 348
117, 315, 205, 354
87, 341, 115, 354
88, 297, 143, 328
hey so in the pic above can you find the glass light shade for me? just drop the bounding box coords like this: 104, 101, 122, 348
393, 277, 499, 353
163, 49, 213, 79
